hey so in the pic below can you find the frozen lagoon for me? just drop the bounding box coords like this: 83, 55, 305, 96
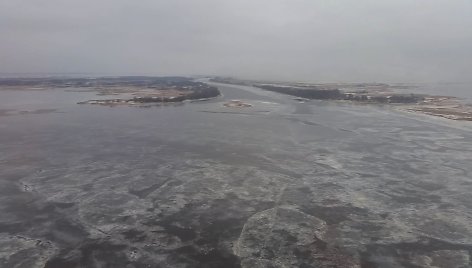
0, 82, 472, 267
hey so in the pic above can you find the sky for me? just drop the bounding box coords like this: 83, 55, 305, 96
1, 0, 471, 83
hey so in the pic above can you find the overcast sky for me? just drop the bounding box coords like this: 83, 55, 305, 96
1, 0, 471, 82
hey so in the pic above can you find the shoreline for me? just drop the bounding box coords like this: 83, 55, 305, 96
0, 76, 221, 107
210, 77, 472, 122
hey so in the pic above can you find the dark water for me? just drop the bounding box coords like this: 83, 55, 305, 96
1, 83, 472, 267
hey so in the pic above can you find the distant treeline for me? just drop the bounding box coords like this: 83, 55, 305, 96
256, 85, 423, 104
256, 85, 343, 99
350, 94, 423, 103
132, 85, 220, 103
187, 85, 220, 99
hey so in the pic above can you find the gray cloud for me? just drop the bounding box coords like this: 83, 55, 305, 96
1, 0, 471, 82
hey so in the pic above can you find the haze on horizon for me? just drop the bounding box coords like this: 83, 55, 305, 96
1, 0, 471, 83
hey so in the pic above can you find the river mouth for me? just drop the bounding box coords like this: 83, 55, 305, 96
0, 82, 471, 267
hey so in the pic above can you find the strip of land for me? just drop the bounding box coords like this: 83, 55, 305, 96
211, 77, 472, 121
0, 76, 220, 106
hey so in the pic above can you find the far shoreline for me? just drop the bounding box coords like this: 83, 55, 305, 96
210, 77, 472, 122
